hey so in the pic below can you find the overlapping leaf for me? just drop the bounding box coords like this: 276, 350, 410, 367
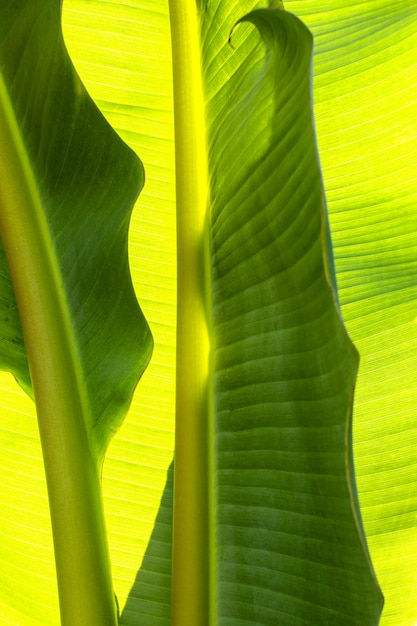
198, 5, 382, 622
0, 0, 152, 454
0, 1, 153, 622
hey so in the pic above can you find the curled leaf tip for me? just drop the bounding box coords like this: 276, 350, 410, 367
229, 4, 286, 49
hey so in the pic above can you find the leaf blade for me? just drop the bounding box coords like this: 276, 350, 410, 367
201, 6, 383, 623
0, 0, 152, 458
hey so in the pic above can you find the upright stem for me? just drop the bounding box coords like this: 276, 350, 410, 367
168, 2, 212, 625
0, 76, 117, 626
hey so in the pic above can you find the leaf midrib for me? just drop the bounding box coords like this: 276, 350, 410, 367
168, 1, 214, 624
0, 72, 117, 626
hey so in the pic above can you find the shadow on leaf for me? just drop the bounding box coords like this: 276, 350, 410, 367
119, 461, 173, 626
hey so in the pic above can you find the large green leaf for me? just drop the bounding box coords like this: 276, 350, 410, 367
153, 0, 381, 621
198, 5, 381, 623
0, 0, 415, 625
0, 0, 152, 455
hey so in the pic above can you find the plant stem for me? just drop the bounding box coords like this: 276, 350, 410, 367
168, 1, 213, 624
0, 75, 117, 626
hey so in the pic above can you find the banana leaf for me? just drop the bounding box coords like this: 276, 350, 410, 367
0, 0, 415, 624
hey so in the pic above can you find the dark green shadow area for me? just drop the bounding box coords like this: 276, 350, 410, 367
119, 461, 173, 626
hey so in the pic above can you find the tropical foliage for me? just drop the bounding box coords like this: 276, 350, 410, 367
0, 0, 415, 625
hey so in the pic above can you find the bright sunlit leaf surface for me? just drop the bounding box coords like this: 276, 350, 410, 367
61, 2, 176, 623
